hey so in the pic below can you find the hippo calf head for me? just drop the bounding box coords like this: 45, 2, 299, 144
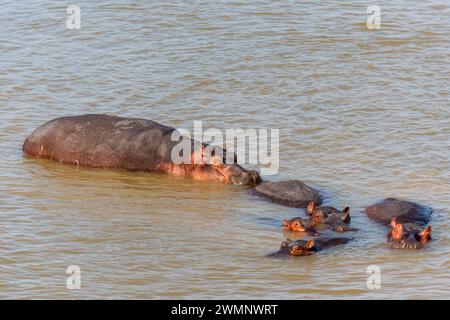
288, 240, 315, 256
283, 218, 307, 232
188, 145, 261, 186
277, 240, 316, 256
189, 162, 261, 186
283, 218, 320, 236
306, 202, 355, 232
220, 165, 261, 186
307, 202, 351, 224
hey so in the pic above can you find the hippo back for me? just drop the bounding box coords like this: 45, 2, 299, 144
365, 198, 432, 226
22, 114, 177, 171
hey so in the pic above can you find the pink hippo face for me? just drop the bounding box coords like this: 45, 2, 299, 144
388, 218, 432, 249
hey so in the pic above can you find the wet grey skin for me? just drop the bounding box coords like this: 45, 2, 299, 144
318, 214, 358, 233
22, 114, 261, 186
254, 180, 322, 208
365, 198, 432, 226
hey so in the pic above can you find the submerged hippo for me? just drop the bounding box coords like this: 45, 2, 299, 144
269, 237, 353, 257
282, 217, 319, 236
365, 198, 432, 226
388, 218, 432, 249
306, 202, 356, 232
306, 202, 351, 224
254, 180, 322, 208
22, 114, 261, 185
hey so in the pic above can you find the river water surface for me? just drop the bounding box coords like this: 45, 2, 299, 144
0, 0, 449, 299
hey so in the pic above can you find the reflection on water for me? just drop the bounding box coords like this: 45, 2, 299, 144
0, 0, 449, 299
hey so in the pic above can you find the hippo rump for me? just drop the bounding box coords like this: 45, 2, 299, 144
22, 114, 261, 185
365, 198, 432, 226
254, 180, 322, 208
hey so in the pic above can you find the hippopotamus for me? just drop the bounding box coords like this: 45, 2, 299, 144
365, 198, 432, 226
364, 199, 433, 249
269, 236, 353, 257
271, 239, 316, 257
306, 202, 351, 223
388, 218, 432, 249
305, 202, 356, 232
22, 114, 261, 185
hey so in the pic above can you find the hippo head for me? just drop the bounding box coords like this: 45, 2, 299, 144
307, 202, 351, 224
219, 164, 261, 186
189, 162, 260, 185
306, 202, 316, 215
389, 218, 432, 249
189, 144, 261, 186
283, 218, 307, 232
341, 207, 351, 224
289, 240, 315, 256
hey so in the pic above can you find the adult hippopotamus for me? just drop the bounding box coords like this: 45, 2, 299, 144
388, 218, 432, 249
22, 114, 261, 185
365, 198, 432, 226
365, 198, 433, 249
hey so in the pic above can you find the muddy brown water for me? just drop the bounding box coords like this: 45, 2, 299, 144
0, 0, 449, 299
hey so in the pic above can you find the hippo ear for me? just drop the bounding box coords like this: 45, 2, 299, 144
390, 218, 397, 228
280, 241, 289, 248
283, 220, 289, 228
341, 207, 351, 224
420, 226, 432, 242
307, 202, 315, 215
222, 144, 237, 165
305, 239, 315, 249
391, 218, 403, 232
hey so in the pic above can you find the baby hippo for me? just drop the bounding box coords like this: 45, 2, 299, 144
269, 237, 353, 257
283, 217, 319, 236
388, 218, 432, 249
306, 202, 356, 232
306, 202, 351, 223
284, 239, 316, 256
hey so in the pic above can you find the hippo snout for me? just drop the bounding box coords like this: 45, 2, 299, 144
246, 170, 262, 185
230, 169, 261, 186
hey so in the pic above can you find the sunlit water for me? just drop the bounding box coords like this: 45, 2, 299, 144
0, 0, 449, 299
